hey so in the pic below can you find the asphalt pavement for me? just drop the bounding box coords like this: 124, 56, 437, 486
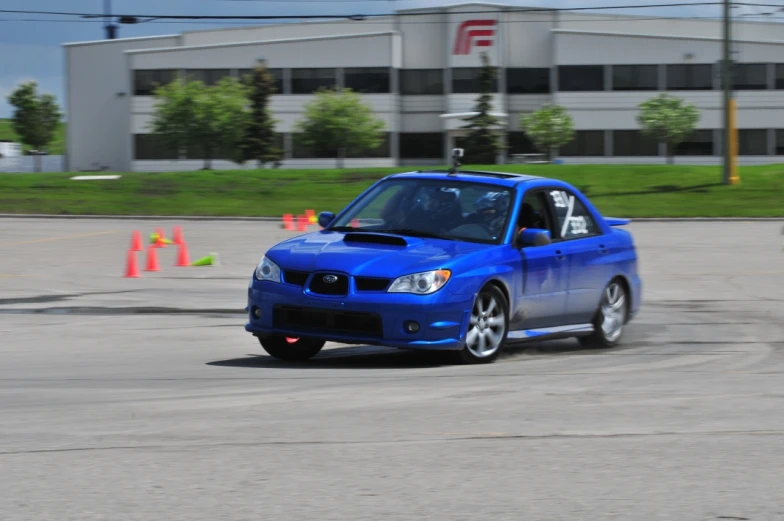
1, 217, 783, 521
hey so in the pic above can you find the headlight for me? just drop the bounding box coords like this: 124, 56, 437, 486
387, 269, 451, 294
255, 255, 281, 283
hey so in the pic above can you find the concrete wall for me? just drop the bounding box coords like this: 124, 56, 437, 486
128, 32, 401, 70
64, 35, 181, 173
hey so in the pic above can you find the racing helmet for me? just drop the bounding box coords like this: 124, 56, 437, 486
473, 191, 510, 223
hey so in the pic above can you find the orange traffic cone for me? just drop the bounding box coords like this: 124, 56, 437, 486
175, 241, 191, 267
125, 250, 141, 278
282, 214, 294, 231
297, 215, 307, 232
351, 219, 360, 228
145, 245, 160, 272
130, 231, 143, 252
172, 225, 184, 245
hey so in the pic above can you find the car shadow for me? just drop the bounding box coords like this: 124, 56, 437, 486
207, 337, 606, 370
207, 345, 454, 370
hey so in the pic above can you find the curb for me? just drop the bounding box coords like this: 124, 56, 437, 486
1, 214, 784, 222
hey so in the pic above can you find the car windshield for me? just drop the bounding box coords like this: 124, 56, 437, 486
328, 177, 515, 244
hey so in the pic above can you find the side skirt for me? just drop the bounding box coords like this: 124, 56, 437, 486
505, 323, 594, 344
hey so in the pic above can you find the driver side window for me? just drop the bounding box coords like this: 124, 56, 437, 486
517, 191, 553, 233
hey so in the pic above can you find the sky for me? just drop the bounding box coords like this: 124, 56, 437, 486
0, 0, 780, 118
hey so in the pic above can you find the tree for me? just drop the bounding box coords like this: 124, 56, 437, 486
637, 93, 700, 164
519, 104, 575, 161
460, 52, 502, 164
149, 74, 250, 170
240, 66, 282, 168
6, 81, 62, 172
294, 87, 386, 169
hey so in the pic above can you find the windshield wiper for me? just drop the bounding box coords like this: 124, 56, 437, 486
374, 228, 458, 241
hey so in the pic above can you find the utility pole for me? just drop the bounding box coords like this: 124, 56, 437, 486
721, 0, 738, 184
104, 0, 117, 39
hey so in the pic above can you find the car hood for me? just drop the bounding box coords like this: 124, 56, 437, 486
266, 230, 490, 277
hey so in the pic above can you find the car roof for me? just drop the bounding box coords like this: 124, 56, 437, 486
387, 169, 545, 188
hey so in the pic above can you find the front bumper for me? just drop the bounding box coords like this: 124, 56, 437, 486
245, 278, 474, 351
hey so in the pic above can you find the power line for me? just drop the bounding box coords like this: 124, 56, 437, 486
0, 2, 732, 21
3, 14, 783, 25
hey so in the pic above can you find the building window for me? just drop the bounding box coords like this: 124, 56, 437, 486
238, 68, 284, 94
347, 133, 391, 157
776, 129, 784, 154
611, 65, 658, 91
674, 129, 713, 155
557, 65, 604, 92
399, 133, 444, 159
612, 130, 659, 156
291, 69, 336, 94
344, 67, 391, 94
775, 64, 784, 89
666, 64, 713, 90
452, 68, 498, 94
506, 68, 550, 94
507, 131, 538, 155
186, 69, 232, 86
738, 129, 768, 155
400, 69, 443, 95
133, 69, 177, 96
559, 130, 605, 156
133, 134, 179, 160
733, 63, 768, 90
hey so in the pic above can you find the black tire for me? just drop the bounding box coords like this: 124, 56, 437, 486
578, 278, 629, 349
258, 335, 326, 361
453, 284, 509, 364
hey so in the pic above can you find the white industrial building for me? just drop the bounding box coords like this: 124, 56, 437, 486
63, 2, 784, 172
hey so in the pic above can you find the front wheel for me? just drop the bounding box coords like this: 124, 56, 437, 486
454, 285, 509, 364
258, 335, 326, 361
579, 279, 628, 349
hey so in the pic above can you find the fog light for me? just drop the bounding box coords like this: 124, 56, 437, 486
404, 321, 420, 334
252, 306, 261, 318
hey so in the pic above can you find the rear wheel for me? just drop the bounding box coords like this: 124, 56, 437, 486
454, 284, 509, 364
579, 279, 628, 349
258, 335, 326, 361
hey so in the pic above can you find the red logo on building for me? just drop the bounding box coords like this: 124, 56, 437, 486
452, 19, 497, 55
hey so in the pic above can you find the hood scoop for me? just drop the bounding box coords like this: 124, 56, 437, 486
343, 232, 408, 247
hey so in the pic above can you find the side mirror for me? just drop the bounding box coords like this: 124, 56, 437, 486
317, 211, 335, 228
518, 228, 551, 247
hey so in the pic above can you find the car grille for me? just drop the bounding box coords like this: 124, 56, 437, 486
355, 277, 392, 291
273, 305, 383, 338
308, 273, 349, 296
283, 270, 309, 286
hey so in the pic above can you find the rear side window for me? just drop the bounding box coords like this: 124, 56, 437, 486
545, 189, 599, 239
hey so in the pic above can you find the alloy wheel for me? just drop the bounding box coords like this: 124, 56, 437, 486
466, 292, 506, 359
600, 282, 627, 343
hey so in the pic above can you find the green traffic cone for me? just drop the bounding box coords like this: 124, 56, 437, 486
191, 253, 220, 267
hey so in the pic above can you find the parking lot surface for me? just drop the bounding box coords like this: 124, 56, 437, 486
2, 218, 783, 520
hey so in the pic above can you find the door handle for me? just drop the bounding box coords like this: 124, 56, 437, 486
598, 244, 608, 254
554, 249, 565, 261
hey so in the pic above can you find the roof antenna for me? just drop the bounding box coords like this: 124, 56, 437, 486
448, 148, 463, 175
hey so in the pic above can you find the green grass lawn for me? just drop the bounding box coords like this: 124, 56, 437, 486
0, 119, 66, 155
0, 163, 782, 217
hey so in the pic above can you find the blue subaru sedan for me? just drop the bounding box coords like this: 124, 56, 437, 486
245, 160, 641, 364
